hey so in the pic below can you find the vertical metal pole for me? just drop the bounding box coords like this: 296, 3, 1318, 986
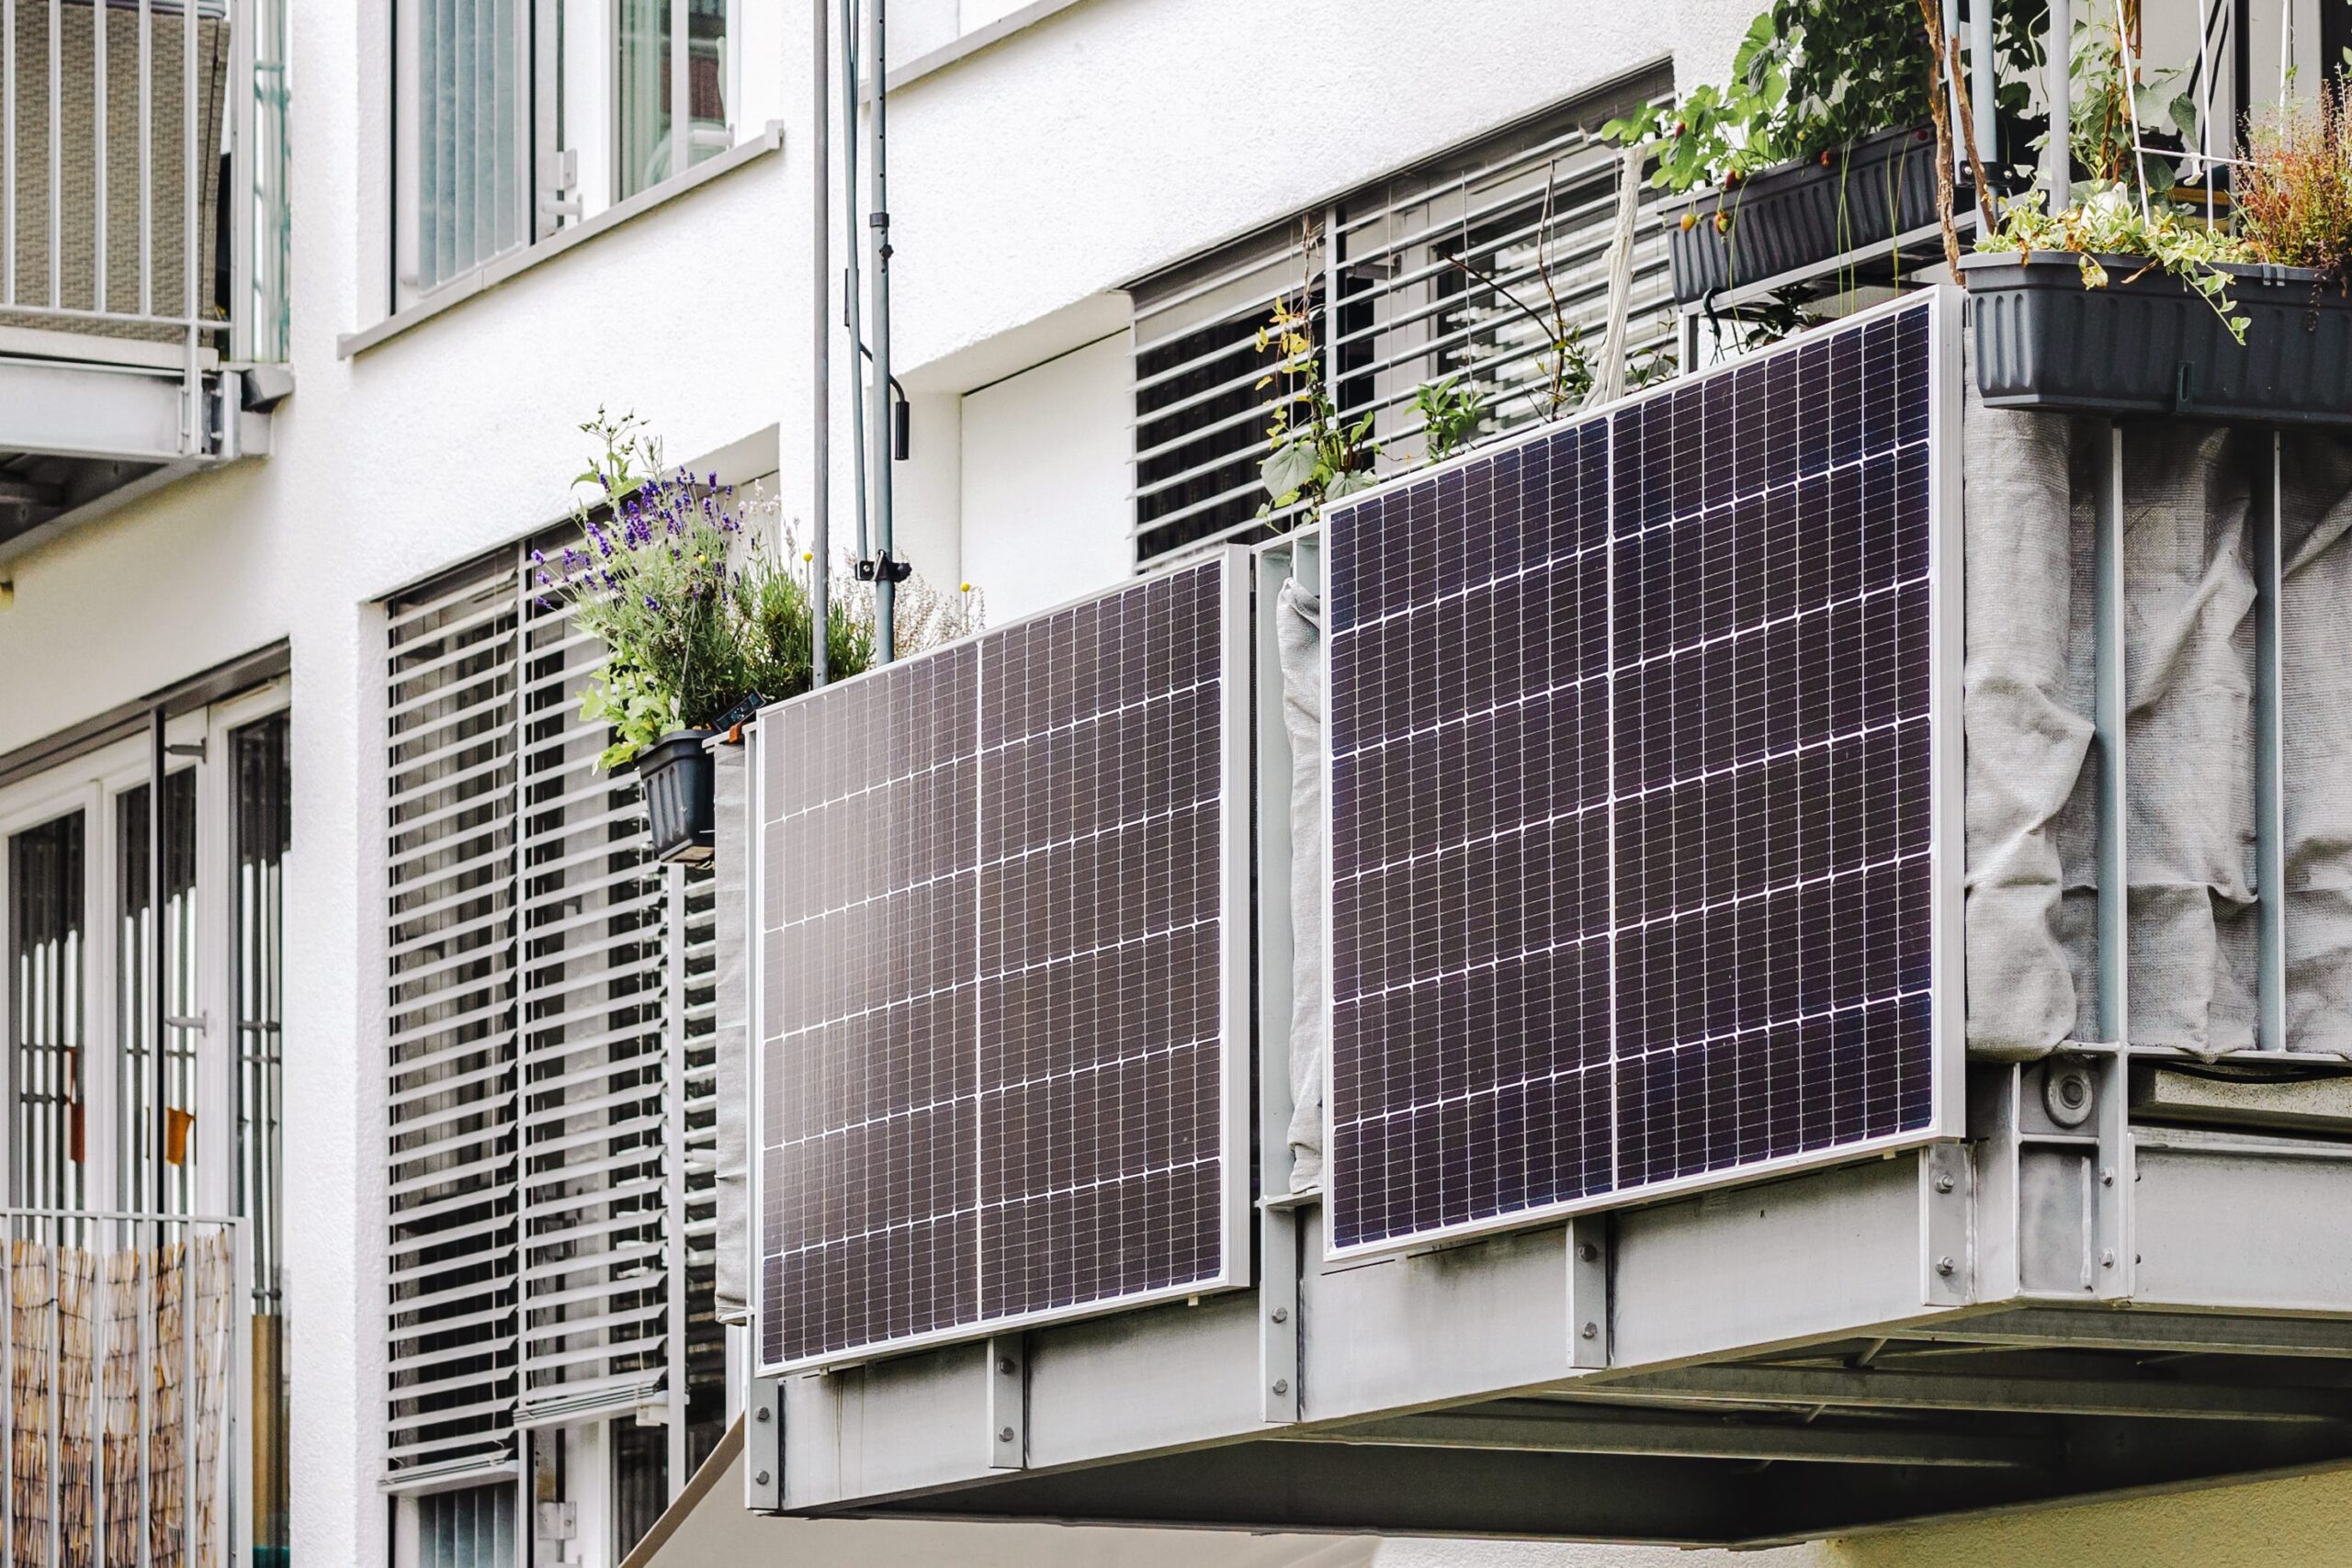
1940, 0, 1966, 186
2091, 422, 2132, 1301
2093, 424, 2126, 1050
1968, 0, 1996, 176
2253, 432, 2288, 1052
811, 0, 831, 687
150, 711, 167, 1219
2046, 0, 2073, 208
229, 0, 256, 364
839, 0, 867, 565
865, 0, 897, 662
92, 0, 105, 315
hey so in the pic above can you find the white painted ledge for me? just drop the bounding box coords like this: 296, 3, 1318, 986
336, 123, 787, 361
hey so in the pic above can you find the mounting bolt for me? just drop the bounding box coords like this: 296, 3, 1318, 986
998, 1427, 1016, 1444
2100, 1168, 2116, 1188
754, 1470, 772, 1486
1272, 1379, 1290, 1396
997, 1357, 1016, 1375
1577, 1243, 1600, 1263
1933, 1174, 1955, 1194
754, 1407, 772, 1424
2101, 1250, 2116, 1269
1580, 1321, 1600, 1340
1270, 1306, 1289, 1324
1935, 1256, 1957, 1278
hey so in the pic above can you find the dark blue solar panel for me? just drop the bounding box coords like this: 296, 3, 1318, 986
1326, 297, 1944, 1254
758, 556, 1244, 1369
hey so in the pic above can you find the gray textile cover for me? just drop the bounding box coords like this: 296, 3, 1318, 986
1278, 578, 1328, 1189
1964, 383, 2352, 1055
714, 742, 752, 1324
2279, 434, 2352, 1053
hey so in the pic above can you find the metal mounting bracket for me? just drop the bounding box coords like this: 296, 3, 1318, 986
742, 1374, 784, 1512
1568, 1213, 1611, 1370
988, 1336, 1028, 1470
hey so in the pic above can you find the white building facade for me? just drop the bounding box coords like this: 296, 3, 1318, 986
3, 2, 2352, 1565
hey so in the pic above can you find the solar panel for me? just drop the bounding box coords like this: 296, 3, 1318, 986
754, 554, 1250, 1371
1324, 293, 1958, 1257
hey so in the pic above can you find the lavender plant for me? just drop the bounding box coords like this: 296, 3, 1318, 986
548, 411, 980, 769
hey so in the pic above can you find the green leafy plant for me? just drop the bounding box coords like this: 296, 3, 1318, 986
2064, 9, 2196, 196
2235, 84, 2352, 292
549, 411, 980, 769
1977, 184, 2252, 340
1414, 375, 1486, 464
1255, 292, 1378, 521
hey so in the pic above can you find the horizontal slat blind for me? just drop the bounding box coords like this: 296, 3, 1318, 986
1130, 73, 1675, 568
385, 556, 523, 1484
514, 590, 671, 1427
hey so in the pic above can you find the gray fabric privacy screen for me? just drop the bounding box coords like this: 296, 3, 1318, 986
715, 743, 751, 1325
1961, 381, 2352, 1057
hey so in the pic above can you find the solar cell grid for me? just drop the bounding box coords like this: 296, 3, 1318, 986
757, 557, 1245, 1371
1326, 294, 1951, 1255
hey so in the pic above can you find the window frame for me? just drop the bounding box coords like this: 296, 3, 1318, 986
0, 681, 290, 1220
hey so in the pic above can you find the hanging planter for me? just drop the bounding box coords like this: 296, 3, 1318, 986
1656, 125, 1951, 304
636, 729, 718, 864
1962, 252, 2352, 426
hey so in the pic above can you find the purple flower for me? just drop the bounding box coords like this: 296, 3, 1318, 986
644, 594, 660, 611
529, 548, 544, 566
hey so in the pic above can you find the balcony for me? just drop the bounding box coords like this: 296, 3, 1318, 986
0, 1208, 252, 1567
0, 0, 288, 568
707, 276, 2352, 1546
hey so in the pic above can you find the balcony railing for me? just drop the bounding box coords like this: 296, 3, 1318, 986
0, 1210, 249, 1568
0, 0, 288, 562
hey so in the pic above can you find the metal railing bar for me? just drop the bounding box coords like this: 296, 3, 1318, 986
139, 0, 150, 318
94, 0, 106, 317
47, 0, 59, 310
4, 0, 15, 307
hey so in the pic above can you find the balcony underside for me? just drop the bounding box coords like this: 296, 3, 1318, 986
0, 339, 271, 564
769, 1085, 2352, 1548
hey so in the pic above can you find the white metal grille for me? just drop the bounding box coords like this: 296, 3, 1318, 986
384, 539, 728, 1486
384, 557, 524, 1485
1129, 72, 1676, 567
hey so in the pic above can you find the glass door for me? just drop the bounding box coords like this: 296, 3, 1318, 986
8, 811, 85, 1210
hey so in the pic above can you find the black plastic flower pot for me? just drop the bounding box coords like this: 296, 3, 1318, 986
635, 729, 718, 864
1962, 251, 2352, 426
1656, 124, 1949, 304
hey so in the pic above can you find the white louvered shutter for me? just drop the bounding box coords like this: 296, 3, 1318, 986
676, 866, 725, 1421
384, 558, 524, 1486
513, 584, 673, 1427
1129, 73, 1676, 568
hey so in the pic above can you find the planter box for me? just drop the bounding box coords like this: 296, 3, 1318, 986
637, 729, 718, 864
1962, 251, 2352, 426
1657, 124, 1948, 303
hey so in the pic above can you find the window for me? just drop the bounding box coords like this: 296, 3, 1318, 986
1128, 73, 1675, 567
383, 536, 724, 1562
392, 0, 740, 308
2, 691, 285, 1221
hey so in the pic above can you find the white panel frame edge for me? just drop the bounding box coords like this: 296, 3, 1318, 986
0, 680, 290, 1219
1317, 288, 1964, 1263
749, 546, 1257, 1378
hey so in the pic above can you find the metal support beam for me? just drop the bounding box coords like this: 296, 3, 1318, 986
1558, 1364, 2352, 1422
1922, 1140, 1973, 1308
1273, 1404, 2041, 1469
1568, 1215, 1610, 1370
743, 1374, 784, 1511
2252, 430, 2288, 1052
988, 1336, 1027, 1470
2089, 421, 2133, 1300
1908, 1309, 2352, 1359
2046, 0, 2073, 206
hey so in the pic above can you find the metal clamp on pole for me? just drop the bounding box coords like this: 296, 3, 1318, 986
856, 552, 914, 584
